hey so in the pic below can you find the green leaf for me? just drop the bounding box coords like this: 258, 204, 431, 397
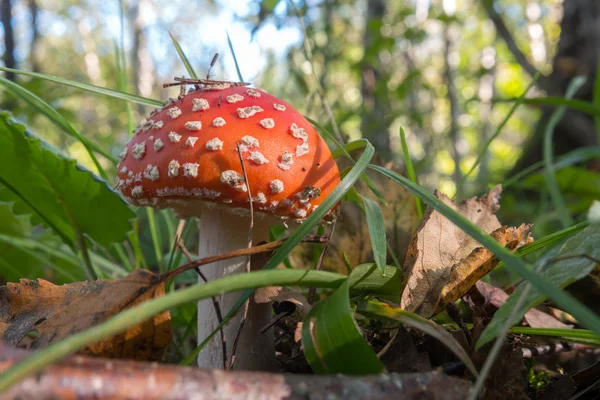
0, 112, 135, 248
0, 67, 162, 107
302, 269, 385, 374
478, 224, 600, 348
0, 77, 115, 173
543, 76, 586, 228
361, 196, 387, 275
169, 32, 199, 79
369, 164, 600, 340
0, 268, 348, 392
358, 299, 478, 377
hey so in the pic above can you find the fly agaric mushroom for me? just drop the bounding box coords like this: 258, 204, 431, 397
115, 81, 341, 371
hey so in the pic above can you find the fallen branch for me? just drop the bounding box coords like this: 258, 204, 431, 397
0, 345, 471, 399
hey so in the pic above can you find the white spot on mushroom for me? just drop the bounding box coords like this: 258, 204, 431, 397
131, 186, 144, 198
278, 151, 294, 171
290, 123, 308, 141
148, 136, 154, 141
296, 142, 310, 156
206, 137, 223, 151
294, 208, 307, 218
186, 137, 198, 148
213, 117, 226, 127
183, 163, 199, 178
132, 141, 146, 160
134, 172, 143, 182
246, 88, 261, 97
220, 170, 247, 192
168, 132, 182, 143
154, 138, 164, 152
152, 120, 164, 130
252, 192, 267, 204
168, 160, 180, 177
226, 94, 244, 103
270, 180, 284, 194
222, 199, 233, 204
118, 149, 127, 160
142, 120, 154, 132
204, 83, 231, 90
138, 198, 150, 205
167, 107, 182, 119
120, 166, 128, 174
238, 135, 259, 152
143, 164, 160, 181
162, 97, 176, 107
273, 103, 286, 111
192, 98, 209, 112
191, 188, 221, 199
127, 170, 134, 178
260, 118, 275, 129
247, 151, 269, 165
185, 121, 202, 131
237, 106, 263, 119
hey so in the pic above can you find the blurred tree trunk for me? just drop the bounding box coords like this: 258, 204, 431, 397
360, 0, 391, 160
443, 23, 462, 187
487, 0, 600, 174
1, 0, 16, 80
28, 0, 39, 72
129, 0, 155, 113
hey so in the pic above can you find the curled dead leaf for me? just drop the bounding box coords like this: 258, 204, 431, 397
401, 185, 532, 318
0, 269, 171, 361
475, 281, 573, 329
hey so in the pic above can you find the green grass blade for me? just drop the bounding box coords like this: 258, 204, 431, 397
503, 146, 600, 189
494, 96, 600, 117
399, 127, 423, 218
0, 269, 349, 392
543, 77, 585, 228
331, 139, 367, 159
509, 327, 600, 346
302, 275, 385, 374
169, 32, 199, 79
226, 31, 245, 82
182, 142, 376, 365
595, 58, 600, 141
0, 77, 114, 176
146, 208, 163, 271
0, 67, 162, 107
463, 72, 539, 182
361, 196, 387, 275
369, 164, 600, 339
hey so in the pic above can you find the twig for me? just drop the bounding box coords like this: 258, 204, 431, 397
207, 53, 219, 80
307, 218, 337, 305
520, 342, 572, 358
229, 143, 253, 370
162, 77, 250, 89
160, 235, 330, 282
177, 239, 227, 370
376, 328, 399, 359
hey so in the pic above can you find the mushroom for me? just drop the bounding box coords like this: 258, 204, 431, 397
115, 83, 341, 371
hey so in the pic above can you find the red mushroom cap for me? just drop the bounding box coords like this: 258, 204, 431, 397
115, 84, 341, 221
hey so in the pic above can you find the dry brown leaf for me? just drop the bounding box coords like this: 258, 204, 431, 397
401, 185, 532, 318
475, 281, 573, 329
0, 269, 171, 361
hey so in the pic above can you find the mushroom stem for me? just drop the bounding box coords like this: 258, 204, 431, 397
196, 208, 275, 371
